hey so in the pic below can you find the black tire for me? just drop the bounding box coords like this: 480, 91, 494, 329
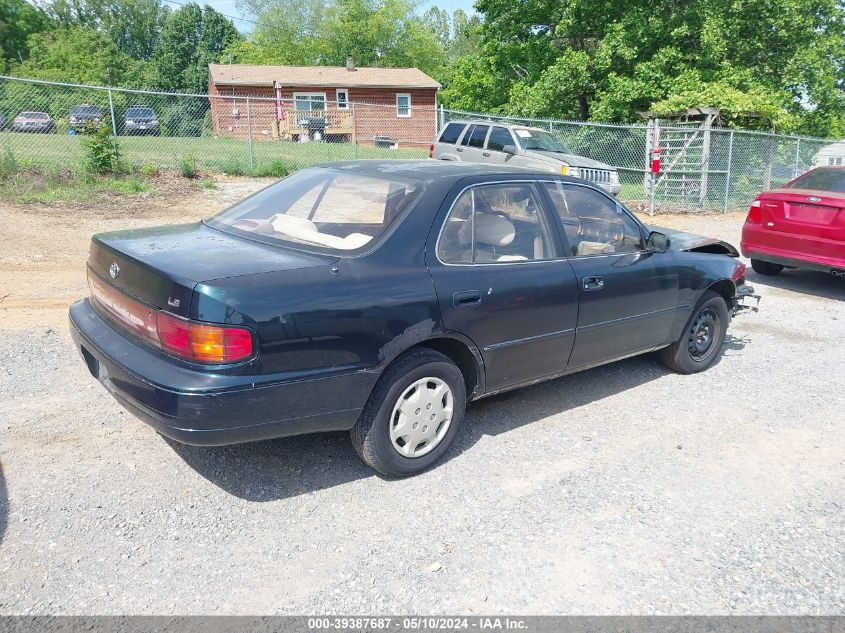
660, 290, 729, 374
750, 258, 784, 276
350, 349, 467, 477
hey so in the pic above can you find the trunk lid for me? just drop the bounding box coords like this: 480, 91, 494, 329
758, 189, 845, 255
89, 222, 336, 319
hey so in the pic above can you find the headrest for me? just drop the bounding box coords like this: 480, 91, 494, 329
460, 212, 515, 247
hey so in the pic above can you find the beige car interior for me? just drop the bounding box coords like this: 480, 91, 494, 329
439, 185, 552, 263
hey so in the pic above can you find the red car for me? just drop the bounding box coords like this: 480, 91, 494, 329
741, 166, 845, 276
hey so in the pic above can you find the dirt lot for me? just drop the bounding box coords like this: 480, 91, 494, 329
0, 180, 843, 615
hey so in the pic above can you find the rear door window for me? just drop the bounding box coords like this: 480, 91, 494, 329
466, 125, 489, 149
787, 169, 845, 193
438, 122, 465, 145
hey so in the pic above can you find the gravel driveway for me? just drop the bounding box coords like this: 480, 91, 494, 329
0, 187, 843, 615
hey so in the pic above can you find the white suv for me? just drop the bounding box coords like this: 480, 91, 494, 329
431, 120, 621, 196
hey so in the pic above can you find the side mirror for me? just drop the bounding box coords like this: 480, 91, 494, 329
647, 231, 670, 253
501, 144, 517, 155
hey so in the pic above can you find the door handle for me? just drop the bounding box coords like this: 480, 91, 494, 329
482, 152, 491, 157
583, 276, 604, 291
453, 290, 482, 307
456, 147, 463, 152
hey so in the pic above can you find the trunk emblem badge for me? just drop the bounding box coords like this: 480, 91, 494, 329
109, 262, 120, 279
807, 196, 821, 202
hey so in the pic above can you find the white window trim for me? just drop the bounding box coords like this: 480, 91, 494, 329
293, 92, 327, 109
336, 89, 349, 109
396, 93, 412, 118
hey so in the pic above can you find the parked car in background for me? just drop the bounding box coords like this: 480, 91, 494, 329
69, 104, 104, 132
123, 106, 159, 136
432, 120, 622, 196
741, 166, 845, 277
11, 111, 56, 134
70, 161, 757, 477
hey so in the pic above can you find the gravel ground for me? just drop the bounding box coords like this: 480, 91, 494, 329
0, 186, 843, 615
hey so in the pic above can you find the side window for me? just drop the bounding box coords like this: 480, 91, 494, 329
466, 125, 489, 148
543, 182, 644, 257
438, 183, 557, 264
438, 122, 465, 145
487, 126, 515, 152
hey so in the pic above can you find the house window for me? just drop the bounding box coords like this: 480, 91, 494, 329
827, 156, 843, 166
293, 93, 327, 111
336, 89, 349, 109
396, 93, 411, 118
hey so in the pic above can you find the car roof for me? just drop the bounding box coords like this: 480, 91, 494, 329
442, 120, 546, 133
314, 159, 588, 185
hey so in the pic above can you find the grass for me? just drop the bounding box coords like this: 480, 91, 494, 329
0, 169, 153, 203
0, 131, 427, 174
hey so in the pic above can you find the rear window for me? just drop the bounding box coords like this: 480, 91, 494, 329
21, 112, 48, 119
438, 122, 465, 145
126, 107, 154, 117
71, 106, 102, 116
787, 169, 845, 193
207, 168, 423, 254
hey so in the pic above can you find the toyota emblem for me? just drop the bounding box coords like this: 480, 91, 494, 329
807, 196, 821, 203
109, 262, 120, 279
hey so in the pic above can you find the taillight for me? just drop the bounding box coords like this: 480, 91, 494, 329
88, 269, 254, 364
732, 260, 747, 284
157, 312, 253, 363
746, 199, 762, 224
428, 144, 434, 159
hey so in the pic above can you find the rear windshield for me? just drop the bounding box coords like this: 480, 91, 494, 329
787, 168, 845, 193
71, 106, 102, 116
438, 122, 465, 144
20, 112, 48, 119
207, 168, 423, 254
126, 107, 154, 117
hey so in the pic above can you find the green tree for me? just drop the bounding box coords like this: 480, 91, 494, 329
459, 0, 845, 135
44, 0, 167, 60
230, 0, 447, 77
151, 3, 241, 92
0, 0, 52, 69
14, 26, 146, 85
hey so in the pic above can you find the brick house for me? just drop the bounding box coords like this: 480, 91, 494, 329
208, 60, 440, 147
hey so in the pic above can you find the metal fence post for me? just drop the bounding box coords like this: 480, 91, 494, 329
107, 87, 117, 137
352, 102, 358, 159
794, 137, 801, 178
439, 104, 445, 132
246, 96, 254, 171
723, 130, 734, 213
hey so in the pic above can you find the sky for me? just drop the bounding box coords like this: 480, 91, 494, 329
182, 0, 477, 33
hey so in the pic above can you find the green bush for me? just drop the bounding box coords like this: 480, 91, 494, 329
220, 159, 246, 176
180, 153, 198, 178
0, 149, 19, 180
81, 122, 120, 174
201, 110, 214, 137
254, 159, 290, 178
139, 162, 158, 176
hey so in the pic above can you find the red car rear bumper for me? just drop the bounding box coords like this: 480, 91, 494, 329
741, 222, 845, 274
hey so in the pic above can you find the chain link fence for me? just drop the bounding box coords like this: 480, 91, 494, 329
439, 108, 836, 214
1, 75, 838, 213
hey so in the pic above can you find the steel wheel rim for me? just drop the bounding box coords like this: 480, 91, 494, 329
389, 377, 454, 458
688, 308, 720, 361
